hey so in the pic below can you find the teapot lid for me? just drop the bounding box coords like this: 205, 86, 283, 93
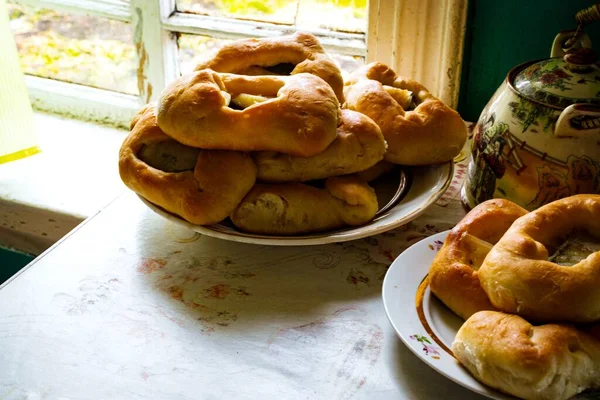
513, 48, 600, 108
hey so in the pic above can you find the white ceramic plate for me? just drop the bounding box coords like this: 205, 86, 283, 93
382, 231, 513, 400
138, 162, 453, 246
383, 231, 600, 400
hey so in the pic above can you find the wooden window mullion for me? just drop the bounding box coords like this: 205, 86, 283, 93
130, 0, 179, 105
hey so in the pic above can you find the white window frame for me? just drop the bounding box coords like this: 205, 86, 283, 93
10, 0, 468, 129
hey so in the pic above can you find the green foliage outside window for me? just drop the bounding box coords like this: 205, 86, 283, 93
7, 0, 366, 95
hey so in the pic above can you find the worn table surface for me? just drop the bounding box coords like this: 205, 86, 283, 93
0, 161, 489, 400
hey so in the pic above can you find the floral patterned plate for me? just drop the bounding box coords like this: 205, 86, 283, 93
382, 231, 600, 400
138, 162, 453, 246
382, 231, 512, 400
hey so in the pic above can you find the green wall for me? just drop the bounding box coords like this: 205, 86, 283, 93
458, 0, 600, 122
0, 247, 33, 284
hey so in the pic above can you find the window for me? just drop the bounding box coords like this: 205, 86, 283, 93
8, 5, 137, 94
7, 0, 467, 129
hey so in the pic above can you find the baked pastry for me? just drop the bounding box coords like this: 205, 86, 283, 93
253, 109, 386, 182
344, 62, 467, 165
157, 69, 340, 157
230, 176, 378, 235
452, 310, 600, 400
119, 104, 257, 225
195, 32, 345, 103
429, 199, 527, 320
479, 194, 600, 323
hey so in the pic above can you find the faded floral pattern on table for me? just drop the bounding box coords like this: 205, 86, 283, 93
130, 161, 469, 336
0, 158, 481, 399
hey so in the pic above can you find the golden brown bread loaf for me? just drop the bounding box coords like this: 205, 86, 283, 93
479, 194, 600, 323
156, 69, 340, 157
119, 104, 257, 225
452, 311, 600, 400
230, 176, 379, 235
429, 199, 528, 320
344, 62, 467, 165
119, 32, 477, 235
195, 32, 345, 103
253, 109, 387, 182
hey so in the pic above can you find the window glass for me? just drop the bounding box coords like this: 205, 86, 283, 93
295, 0, 366, 33
176, 0, 367, 33
177, 0, 297, 25
7, 3, 137, 95
178, 34, 231, 75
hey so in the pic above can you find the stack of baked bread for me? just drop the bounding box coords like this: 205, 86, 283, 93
428, 194, 600, 399
119, 32, 467, 235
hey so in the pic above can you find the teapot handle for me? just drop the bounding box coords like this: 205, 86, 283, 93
551, 30, 592, 57
555, 104, 600, 138
551, 4, 600, 57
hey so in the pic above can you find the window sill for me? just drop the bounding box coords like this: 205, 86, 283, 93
0, 112, 127, 256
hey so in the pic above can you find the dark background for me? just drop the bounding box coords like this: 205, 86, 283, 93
457, 0, 600, 122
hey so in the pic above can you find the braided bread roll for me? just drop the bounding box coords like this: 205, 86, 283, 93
453, 311, 600, 400
157, 69, 340, 157
479, 194, 600, 323
195, 32, 345, 103
429, 199, 527, 320
344, 62, 467, 165
230, 176, 378, 235
253, 109, 387, 182
119, 104, 257, 225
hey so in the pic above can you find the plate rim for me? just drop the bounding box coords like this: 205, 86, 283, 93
138, 162, 454, 246
381, 230, 513, 400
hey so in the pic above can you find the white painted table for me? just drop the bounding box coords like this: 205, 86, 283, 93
0, 161, 488, 399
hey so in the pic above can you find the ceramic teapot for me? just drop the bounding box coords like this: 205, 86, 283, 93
462, 7, 600, 211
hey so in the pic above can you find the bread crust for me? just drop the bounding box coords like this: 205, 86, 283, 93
157, 70, 340, 157
479, 194, 600, 323
230, 176, 378, 235
429, 199, 528, 320
119, 104, 257, 225
453, 311, 600, 400
344, 62, 467, 165
253, 109, 386, 182
195, 32, 345, 103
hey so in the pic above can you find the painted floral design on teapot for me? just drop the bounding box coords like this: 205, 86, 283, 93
462, 25, 600, 211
